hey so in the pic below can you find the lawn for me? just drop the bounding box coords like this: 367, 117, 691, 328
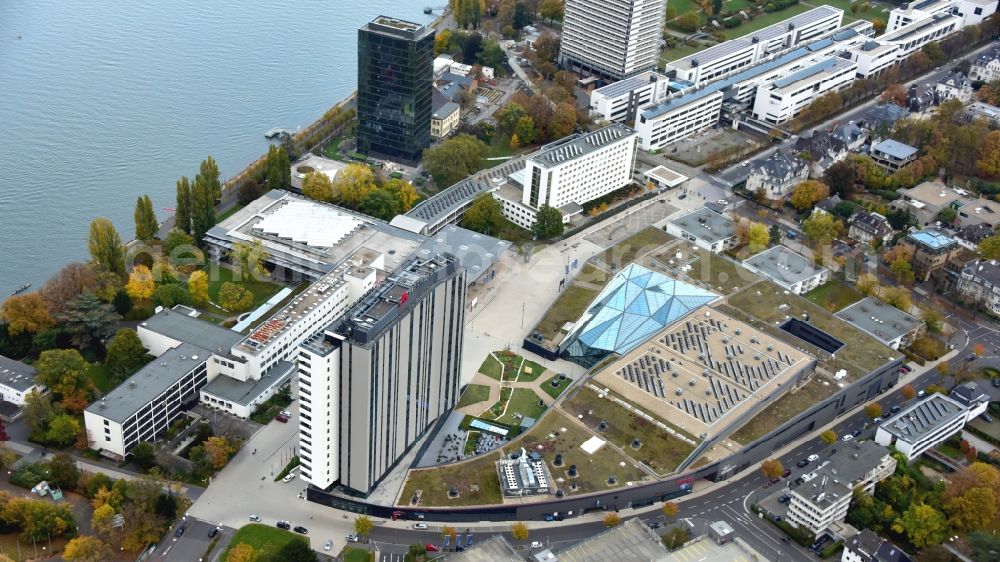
563, 388, 697, 476
594, 228, 674, 272
223, 524, 308, 562
456, 384, 492, 409
535, 285, 600, 341
495, 388, 547, 426
478, 354, 503, 381
804, 281, 864, 313
541, 373, 572, 400
968, 416, 1000, 442
577, 263, 611, 286
400, 451, 504, 507
729, 377, 838, 444
721, 281, 897, 375
216, 203, 246, 223
343, 547, 374, 562
660, 41, 711, 65
205, 265, 285, 313
664, 248, 754, 296
519, 358, 547, 382
87, 363, 115, 393
481, 387, 513, 419
724, 4, 814, 39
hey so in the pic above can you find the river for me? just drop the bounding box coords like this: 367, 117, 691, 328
0, 0, 436, 295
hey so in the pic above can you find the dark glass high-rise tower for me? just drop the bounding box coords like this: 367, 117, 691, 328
357, 16, 434, 161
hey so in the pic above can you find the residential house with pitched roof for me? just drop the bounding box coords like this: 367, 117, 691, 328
745, 150, 809, 200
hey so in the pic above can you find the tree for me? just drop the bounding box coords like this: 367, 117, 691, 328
477, 39, 506, 71
22, 390, 53, 435
164, 228, 195, 257
882, 287, 911, 312
132, 442, 157, 471
901, 384, 916, 400
760, 459, 784, 479
46, 414, 82, 447
662, 501, 679, 519
266, 145, 291, 190
334, 163, 377, 209
462, 193, 506, 235
769, 224, 781, 246
422, 134, 488, 188
218, 282, 254, 313
532, 205, 564, 239
277, 540, 318, 562
890, 259, 915, 286
198, 156, 222, 201
663, 526, 690, 549
790, 180, 830, 211
62, 536, 110, 562
675, 11, 701, 32
1, 293, 53, 336
511, 521, 530, 540
540, 0, 564, 22
88, 218, 125, 278
355, 515, 374, 539
748, 223, 770, 253
514, 115, 537, 145
821, 430, 837, 444
301, 170, 334, 202
134, 195, 159, 241
856, 273, 879, 297
191, 169, 217, 244
549, 102, 577, 140
893, 503, 949, 549
105, 329, 149, 380
228, 240, 270, 283
41, 263, 98, 314
880, 84, 908, 107
57, 293, 121, 348
979, 234, 1000, 260
385, 179, 420, 213
603, 512, 621, 527
513, 1, 532, 28
711, 0, 723, 15
865, 403, 883, 420
360, 189, 402, 221
802, 213, 842, 246
945, 485, 996, 532
48, 453, 81, 489
202, 436, 234, 469
185, 270, 208, 308
227, 543, 258, 562
823, 160, 857, 198
921, 308, 943, 333
36, 349, 92, 400
175, 176, 193, 235
125, 265, 155, 301
90, 503, 116, 537
872, 17, 886, 35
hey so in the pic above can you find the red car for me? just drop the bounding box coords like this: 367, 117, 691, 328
425, 544, 439, 552
275, 413, 289, 423
782, 469, 792, 478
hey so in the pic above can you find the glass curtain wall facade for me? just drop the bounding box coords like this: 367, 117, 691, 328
357, 17, 434, 161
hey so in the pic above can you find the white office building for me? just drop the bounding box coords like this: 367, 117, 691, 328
887, 0, 996, 32
0, 355, 44, 407
752, 57, 858, 124
875, 393, 968, 461
589, 71, 672, 123
666, 208, 738, 253
297, 255, 465, 495
665, 6, 844, 86
848, 41, 901, 78
880, 13, 963, 59
742, 245, 830, 294
635, 89, 724, 150
494, 124, 639, 229
559, 0, 666, 80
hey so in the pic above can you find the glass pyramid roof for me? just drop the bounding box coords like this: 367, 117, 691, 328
561, 264, 719, 366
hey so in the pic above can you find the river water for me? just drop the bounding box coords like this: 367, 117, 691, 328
0, 0, 435, 295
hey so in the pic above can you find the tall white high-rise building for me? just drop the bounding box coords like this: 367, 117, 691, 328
560, 0, 666, 80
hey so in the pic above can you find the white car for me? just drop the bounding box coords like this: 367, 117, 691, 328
413, 523, 428, 530
282, 472, 296, 483
324, 540, 333, 551
530, 541, 544, 549
249, 514, 261, 522
842, 434, 854, 442
346, 534, 359, 543
717, 199, 728, 205
807, 454, 819, 462
280, 410, 292, 418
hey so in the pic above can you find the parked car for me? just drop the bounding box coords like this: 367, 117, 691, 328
324, 540, 333, 551
282, 472, 296, 483
678, 193, 687, 199
249, 514, 261, 522
208, 527, 219, 538
174, 526, 186, 537
426, 544, 439, 552
277, 521, 291, 530
917, 390, 926, 398
293, 526, 308, 535
981, 413, 994, 423
852, 429, 862, 437
807, 454, 819, 462
414, 523, 428, 530
992, 378, 1000, 388
346, 534, 358, 542
900, 365, 912, 374
781, 536, 792, 543
280, 410, 292, 418
782, 469, 792, 478
842, 434, 854, 442
648, 521, 662, 529
872, 417, 882, 423
797, 459, 809, 468
779, 495, 791, 504
275, 413, 289, 423
530, 541, 544, 549
891, 405, 901, 413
